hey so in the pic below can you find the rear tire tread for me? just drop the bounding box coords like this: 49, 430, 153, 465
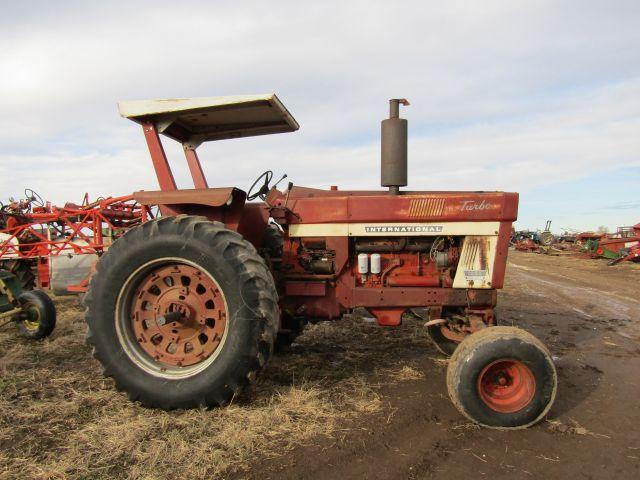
84, 215, 279, 409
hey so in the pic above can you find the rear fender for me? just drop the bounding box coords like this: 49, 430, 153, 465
133, 188, 269, 247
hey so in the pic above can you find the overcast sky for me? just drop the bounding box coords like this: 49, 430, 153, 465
1, 0, 638, 231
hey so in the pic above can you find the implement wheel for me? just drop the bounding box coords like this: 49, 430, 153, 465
17, 290, 56, 339
447, 326, 557, 429
84, 215, 279, 409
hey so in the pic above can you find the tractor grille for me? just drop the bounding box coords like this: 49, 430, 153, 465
462, 238, 480, 270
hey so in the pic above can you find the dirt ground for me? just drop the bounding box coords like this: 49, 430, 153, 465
1, 250, 639, 479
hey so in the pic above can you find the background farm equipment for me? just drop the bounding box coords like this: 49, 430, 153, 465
607, 243, 640, 265
539, 220, 555, 246
585, 223, 640, 264
512, 221, 555, 252
512, 221, 640, 265
575, 231, 605, 247
557, 227, 580, 244
0, 191, 151, 294
0, 268, 56, 339
512, 230, 540, 252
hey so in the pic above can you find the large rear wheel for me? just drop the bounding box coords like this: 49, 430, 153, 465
84, 215, 279, 409
447, 326, 557, 429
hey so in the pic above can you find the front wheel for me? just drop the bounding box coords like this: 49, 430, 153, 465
84, 215, 279, 409
446, 326, 557, 429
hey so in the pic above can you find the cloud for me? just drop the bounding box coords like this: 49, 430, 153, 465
1, 0, 639, 229
602, 201, 640, 211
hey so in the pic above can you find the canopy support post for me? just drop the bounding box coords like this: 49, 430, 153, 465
142, 121, 177, 191
142, 122, 177, 191
183, 146, 209, 189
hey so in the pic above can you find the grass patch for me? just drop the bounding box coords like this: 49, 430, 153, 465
0, 298, 436, 479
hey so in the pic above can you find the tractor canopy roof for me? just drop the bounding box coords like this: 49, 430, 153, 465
118, 94, 299, 148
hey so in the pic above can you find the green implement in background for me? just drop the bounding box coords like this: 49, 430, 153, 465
0, 268, 56, 339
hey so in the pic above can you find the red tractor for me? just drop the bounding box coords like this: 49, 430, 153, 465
84, 95, 557, 429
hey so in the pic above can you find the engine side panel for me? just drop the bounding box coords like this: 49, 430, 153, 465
272, 189, 517, 324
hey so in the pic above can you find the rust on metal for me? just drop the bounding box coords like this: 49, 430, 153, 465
408, 198, 445, 217
131, 263, 227, 367
0, 194, 148, 291
183, 147, 209, 189
142, 121, 177, 191
285, 281, 327, 297
134, 187, 239, 207
368, 307, 405, 326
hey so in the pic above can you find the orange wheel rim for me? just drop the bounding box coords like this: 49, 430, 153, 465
477, 359, 536, 413
130, 263, 227, 368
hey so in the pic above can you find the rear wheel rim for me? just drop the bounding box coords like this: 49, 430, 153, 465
477, 359, 536, 413
116, 258, 228, 379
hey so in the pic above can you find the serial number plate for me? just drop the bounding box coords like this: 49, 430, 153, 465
463, 270, 487, 279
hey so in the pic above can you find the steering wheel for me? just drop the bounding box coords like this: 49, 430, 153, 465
247, 170, 273, 201
24, 188, 45, 207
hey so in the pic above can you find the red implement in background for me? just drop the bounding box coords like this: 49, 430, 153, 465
0, 193, 151, 291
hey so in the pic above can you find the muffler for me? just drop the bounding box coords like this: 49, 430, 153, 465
381, 98, 410, 195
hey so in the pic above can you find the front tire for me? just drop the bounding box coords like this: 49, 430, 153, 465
84, 216, 279, 409
447, 326, 557, 429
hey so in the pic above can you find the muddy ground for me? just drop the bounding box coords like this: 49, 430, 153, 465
254, 251, 640, 480
1, 250, 639, 479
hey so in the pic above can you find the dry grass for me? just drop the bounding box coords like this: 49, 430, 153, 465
0, 299, 435, 479
392, 365, 425, 381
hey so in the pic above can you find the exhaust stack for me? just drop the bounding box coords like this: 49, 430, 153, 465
381, 98, 409, 195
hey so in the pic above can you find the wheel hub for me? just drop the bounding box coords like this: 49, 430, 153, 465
21, 304, 41, 332
130, 263, 227, 368
477, 359, 536, 413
